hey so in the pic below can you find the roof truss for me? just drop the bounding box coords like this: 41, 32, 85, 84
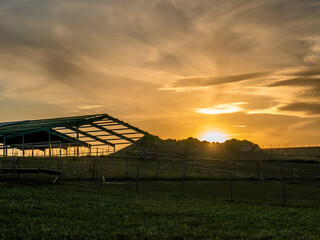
0, 114, 147, 154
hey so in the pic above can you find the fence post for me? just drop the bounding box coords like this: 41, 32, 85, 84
180, 166, 186, 197
230, 172, 234, 202
95, 162, 98, 188
197, 154, 200, 172
59, 159, 63, 182
57, 158, 60, 171
125, 159, 128, 179
156, 160, 160, 178
283, 179, 286, 206
136, 167, 140, 193
37, 167, 40, 184
256, 161, 260, 180
17, 157, 20, 180
92, 160, 96, 180
100, 165, 103, 188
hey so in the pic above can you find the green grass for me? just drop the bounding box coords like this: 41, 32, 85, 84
0, 184, 319, 240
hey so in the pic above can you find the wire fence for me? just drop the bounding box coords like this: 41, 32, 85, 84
0, 151, 319, 207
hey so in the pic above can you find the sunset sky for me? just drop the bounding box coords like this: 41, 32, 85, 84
0, 0, 320, 146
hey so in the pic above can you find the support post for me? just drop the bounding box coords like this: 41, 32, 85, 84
76, 126, 79, 157
67, 144, 70, 157
48, 131, 52, 157
3, 138, 7, 156
59, 142, 62, 157
22, 135, 25, 157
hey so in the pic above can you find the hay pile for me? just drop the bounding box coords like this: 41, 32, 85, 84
116, 134, 271, 160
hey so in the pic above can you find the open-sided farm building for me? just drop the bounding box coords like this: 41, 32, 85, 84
0, 114, 147, 157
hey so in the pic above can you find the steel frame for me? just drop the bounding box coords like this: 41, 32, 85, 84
0, 114, 147, 157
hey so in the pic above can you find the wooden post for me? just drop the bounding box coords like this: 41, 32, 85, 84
230, 172, 234, 202
197, 155, 200, 172
60, 159, 63, 173
37, 167, 40, 183
226, 160, 230, 175
92, 159, 96, 180
32, 145, 34, 157
125, 159, 128, 179
136, 167, 140, 193
180, 167, 186, 197
156, 160, 160, 178
256, 161, 260, 180
17, 158, 20, 179
283, 179, 286, 206
100, 165, 103, 188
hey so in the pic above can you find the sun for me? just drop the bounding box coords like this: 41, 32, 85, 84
199, 131, 229, 143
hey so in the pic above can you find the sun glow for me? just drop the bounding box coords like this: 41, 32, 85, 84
199, 131, 229, 143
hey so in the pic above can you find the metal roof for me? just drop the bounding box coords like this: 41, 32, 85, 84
0, 114, 147, 153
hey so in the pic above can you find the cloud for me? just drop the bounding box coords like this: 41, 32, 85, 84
267, 67, 320, 99
196, 102, 246, 115
169, 71, 272, 90
76, 104, 104, 110
285, 67, 320, 77
269, 77, 320, 87
278, 102, 320, 115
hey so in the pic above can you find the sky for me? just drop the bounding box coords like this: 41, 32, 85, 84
0, 0, 320, 146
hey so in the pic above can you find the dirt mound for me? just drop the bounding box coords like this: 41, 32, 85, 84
116, 134, 271, 160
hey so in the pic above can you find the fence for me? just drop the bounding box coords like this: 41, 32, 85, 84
263, 146, 320, 159
0, 152, 319, 207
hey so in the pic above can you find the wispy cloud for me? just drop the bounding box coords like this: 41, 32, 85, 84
196, 102, 246, 115
167, 72, 272, 90
278, 102, 320, 115
76, 104, 104, 110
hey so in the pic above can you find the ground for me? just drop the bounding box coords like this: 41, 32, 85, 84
0, 183, 319, 240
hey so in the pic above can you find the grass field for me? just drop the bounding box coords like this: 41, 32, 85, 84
0, 184, 320, 240
1, 156, 319, 208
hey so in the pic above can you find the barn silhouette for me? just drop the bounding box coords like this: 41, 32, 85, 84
0, 114, 147, 157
